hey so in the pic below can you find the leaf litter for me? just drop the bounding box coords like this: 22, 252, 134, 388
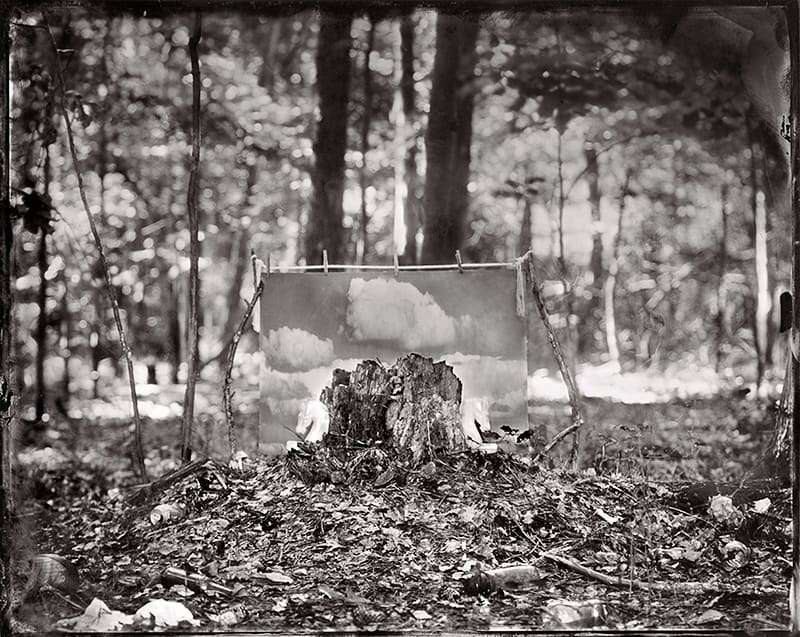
13, 443, 791, 631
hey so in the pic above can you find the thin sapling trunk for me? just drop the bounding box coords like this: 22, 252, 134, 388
222, 259, 263, 459
182, 11, 202, 463
44, 14, 147, 480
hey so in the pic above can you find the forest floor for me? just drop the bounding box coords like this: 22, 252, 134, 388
8, 366, 793, 632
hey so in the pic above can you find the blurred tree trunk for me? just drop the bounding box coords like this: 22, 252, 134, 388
421, 13, 479, 264
715, 184, 728, 373
257, 18, 282, 88
168, 277, 181, 384
217, 227, 249, 347
306, 11, 353, 265
34, 150, 52, 421
518, 197, 532, 256
60, 277, 71, 402
399, 13, 421, 265
356, 18, 375, 265
604, 172, 629, 368
577, 142, 604, 356
747, 123, 770, 392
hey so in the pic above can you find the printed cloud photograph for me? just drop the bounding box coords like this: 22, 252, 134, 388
259, 268, 529, 449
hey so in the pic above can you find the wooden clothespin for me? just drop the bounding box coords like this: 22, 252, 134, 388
322, 250, 329, 275
393, 253, 400, 277
455, 250, 464, 273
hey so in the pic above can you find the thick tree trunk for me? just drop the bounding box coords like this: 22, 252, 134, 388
421, 12, 479, 264
323, 353, 465, 464
306, 11, 353, 265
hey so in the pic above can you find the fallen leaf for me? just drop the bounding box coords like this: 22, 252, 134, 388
693, 609, 724, 625
261, 572, 293, 585
412, 609, 432, 620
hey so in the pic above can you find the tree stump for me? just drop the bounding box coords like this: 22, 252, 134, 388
322, 353, 465, 464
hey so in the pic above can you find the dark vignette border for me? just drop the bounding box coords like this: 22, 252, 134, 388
0, 1, 797, 635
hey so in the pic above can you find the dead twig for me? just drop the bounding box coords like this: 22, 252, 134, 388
542, 551, 784, 596
223, 273, 263, 459
44, 14, 147, 480
523, 253, 584, 463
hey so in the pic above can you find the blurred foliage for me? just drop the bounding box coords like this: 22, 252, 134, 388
6, 6, 790, 412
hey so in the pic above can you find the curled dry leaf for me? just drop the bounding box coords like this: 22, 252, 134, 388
721, 539, 751, 570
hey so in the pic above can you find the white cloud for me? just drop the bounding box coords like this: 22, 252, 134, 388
345, 278, 462, 350
263, 327, 335, 372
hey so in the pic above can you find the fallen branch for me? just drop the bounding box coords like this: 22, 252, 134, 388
127, 456, 209, 504
542, 552, 784, 596
523, 253, 584, 463
44, 14, 147, 480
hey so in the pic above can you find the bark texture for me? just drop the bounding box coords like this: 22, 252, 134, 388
421, 13, 479, 264
306, 11, 353, 264
323, 353, 465, 464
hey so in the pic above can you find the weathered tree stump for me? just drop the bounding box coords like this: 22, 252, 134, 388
322, 353, 465, 464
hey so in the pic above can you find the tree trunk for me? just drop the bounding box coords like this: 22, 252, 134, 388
34, 229, 48, 421
257, 18, 282, 89
181, 12, 202, 463
306, 11, 353, 265
356, 18, 375, 265
518, 197, 532, 256
323, 353, 465, 464
168, 276, 181, 384
604, 172, 629, 369
748, 119, 770, 392
577, 142, 604, 356
715, 184, 728, 372
60, 281, 71, 402
0, 10, 14, 635
399, 13, 421, 265
421, 12, 479, 264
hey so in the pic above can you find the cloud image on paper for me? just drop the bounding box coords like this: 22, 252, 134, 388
259, 269, 528, 445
